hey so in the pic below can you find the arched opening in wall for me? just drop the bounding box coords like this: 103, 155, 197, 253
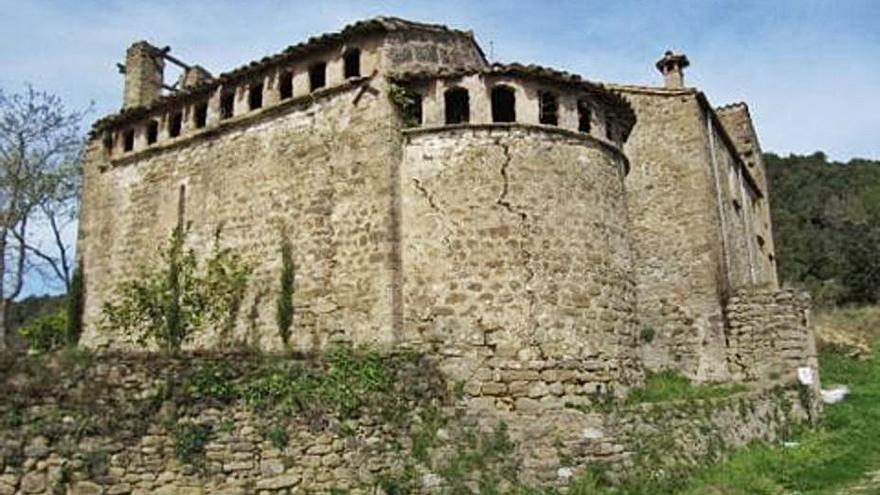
309, 62, 327, 92
194, 102, 208, 129
279, 71, 293, 100
539, 91, 558, 126
491, 85, 516, 123
146, 120, 158, 145
401, 92, 423, 127
444, 87, 469, 124
102, 132, 113, 154
344, 49, 361, 78
220, 91, 235, 120
249, 82, 264, 110
169, 111, 183, 138
577, 99, 591, 133
123, 129, 135, 152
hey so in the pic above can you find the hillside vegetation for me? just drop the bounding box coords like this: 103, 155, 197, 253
766, 152, 880, 307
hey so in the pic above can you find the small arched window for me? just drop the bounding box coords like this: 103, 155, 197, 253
577, 99, 591, 133
309, 62, 327, 92
445, 87, 470, 124
146, 120, 159, 145
491, 85, 516, 123
248, 82, 263, 110
169, 111, 183, 138
344, 49, 361, 78
539, 91, 558, 126
123, 129, 135, 152
279, 71, 293, 99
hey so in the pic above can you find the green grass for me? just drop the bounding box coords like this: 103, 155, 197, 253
672, 341, 880, 495
545, 335, 880, 495
626, 370, 747, 405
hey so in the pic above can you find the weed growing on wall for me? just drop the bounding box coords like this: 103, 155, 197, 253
101, 228, 252, 351
263, 424, 289, 450
388, 82, 421, 128
276, 232, 295, 345
174, 421, 213, 467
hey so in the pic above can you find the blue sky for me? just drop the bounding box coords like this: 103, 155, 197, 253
1, 0, 878, 161
0, 0, 878, 297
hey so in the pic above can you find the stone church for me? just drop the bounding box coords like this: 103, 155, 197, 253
80, 16, 816, 393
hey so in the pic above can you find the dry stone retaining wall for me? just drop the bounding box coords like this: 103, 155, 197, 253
0, 352, 815, 494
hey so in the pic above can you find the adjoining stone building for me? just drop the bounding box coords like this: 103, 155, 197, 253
79, 17, 815, 394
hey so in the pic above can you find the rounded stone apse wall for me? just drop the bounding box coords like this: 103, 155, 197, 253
401, 125, 643, 403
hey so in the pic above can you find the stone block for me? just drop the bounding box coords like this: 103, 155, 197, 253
69, 481, 105, 495
255, 474, 301, 490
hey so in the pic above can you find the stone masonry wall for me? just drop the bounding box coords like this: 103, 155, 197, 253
400, 125, 642, 395
725, 288, 819, 390
0, 351, 815, 495
716, 104, 778, 287
79, 26, 490, 353
616, 89, 730, 382
384, 29, 486, 71
79, 77, 401, 351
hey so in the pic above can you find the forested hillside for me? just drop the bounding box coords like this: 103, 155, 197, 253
766, 152, 880, 306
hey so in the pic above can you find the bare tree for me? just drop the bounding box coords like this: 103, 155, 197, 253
0, 84, 88, 348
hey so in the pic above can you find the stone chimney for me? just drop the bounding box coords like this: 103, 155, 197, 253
123, 41, 164, 109
655, 50, 690, 89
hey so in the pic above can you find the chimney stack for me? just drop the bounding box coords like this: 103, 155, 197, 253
655, 50, 690, 89
122, 41, 164, 109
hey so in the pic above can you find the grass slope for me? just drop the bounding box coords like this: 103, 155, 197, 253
675, 341, 880, 494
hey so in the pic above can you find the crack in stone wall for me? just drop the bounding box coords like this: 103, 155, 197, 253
412, 177, 458, 258
494, 140, 539, 351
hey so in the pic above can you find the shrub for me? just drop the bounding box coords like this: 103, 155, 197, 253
101, 227, 251, 351
19, 310, 68, 353
65, 263, 84, 345
276, 233, 295, 345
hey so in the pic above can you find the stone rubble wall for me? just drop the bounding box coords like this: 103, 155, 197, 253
0, 353, 814, 495
725, 288, 819, 390
79, 76, 402, 352
616, 86, 781, 383
401, 125, 643, 396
